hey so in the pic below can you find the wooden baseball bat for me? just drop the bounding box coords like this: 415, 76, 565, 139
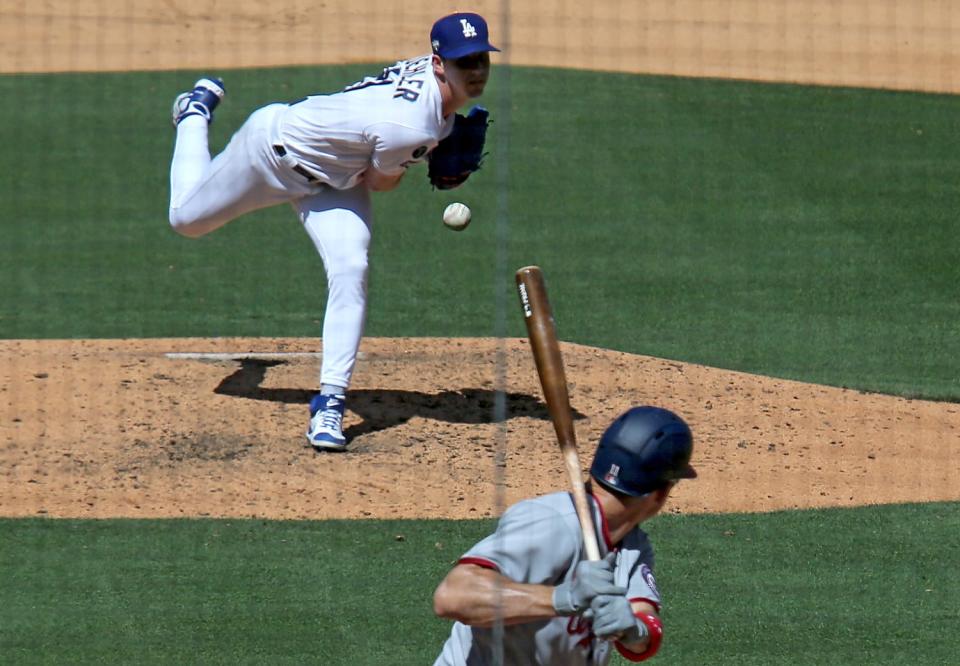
515, 265, 601, 561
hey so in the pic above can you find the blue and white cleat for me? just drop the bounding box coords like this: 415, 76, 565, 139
306, 393, 348, 451
171, 77, 225, 126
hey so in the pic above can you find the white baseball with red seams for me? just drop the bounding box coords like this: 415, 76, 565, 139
443, 202, 471, 230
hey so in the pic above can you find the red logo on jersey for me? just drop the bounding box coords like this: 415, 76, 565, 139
566, 615, 595, 650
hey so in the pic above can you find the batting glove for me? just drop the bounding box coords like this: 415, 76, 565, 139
552, 553, 626, 616
588, 593, 649, 642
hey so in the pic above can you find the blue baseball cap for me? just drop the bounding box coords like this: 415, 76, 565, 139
430, 12, 500, 59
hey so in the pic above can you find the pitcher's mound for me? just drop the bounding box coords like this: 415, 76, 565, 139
1, 337, 957, 519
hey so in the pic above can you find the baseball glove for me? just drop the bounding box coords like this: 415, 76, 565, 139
427, 106, 491, 190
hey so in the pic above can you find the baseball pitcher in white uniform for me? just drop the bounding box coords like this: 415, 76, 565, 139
433, 407, 698, 665
167, 13, 498, 451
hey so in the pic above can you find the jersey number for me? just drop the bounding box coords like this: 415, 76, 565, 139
341, 66, 401, 94
288, 66, 400, 105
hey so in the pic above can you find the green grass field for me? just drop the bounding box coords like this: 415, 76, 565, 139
2, 66, 958, 397
1, 65, 959, 663
3, 505, 958, 664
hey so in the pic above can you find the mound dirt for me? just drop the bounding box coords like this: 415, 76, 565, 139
1, 337, 957, 519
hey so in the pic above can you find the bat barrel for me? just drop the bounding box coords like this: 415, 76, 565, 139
515, 265, 601, 561
516, 267, 574, 442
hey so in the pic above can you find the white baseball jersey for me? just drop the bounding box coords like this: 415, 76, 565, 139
169, 54, 460, 392
434, 492, 661, 666
275, 54, 455, 190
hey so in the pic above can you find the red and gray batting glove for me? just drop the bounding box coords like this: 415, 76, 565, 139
552, 553, 625, 616
586, 594, 648, 642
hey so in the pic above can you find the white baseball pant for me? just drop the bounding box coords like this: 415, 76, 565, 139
169, 104, 372, 390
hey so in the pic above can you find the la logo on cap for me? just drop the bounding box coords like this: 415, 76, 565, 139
460, 18, 477, 38
430, 12, 500, 59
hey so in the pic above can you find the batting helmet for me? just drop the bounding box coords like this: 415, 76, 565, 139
590, 406, 697, 497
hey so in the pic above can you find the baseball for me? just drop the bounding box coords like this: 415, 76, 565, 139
443, 202, 471, 231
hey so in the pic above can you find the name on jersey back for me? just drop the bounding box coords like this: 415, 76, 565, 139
395, 56, 431, 102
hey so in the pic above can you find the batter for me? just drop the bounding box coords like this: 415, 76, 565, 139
433, 407, 698, 664
167, 12, 499, 450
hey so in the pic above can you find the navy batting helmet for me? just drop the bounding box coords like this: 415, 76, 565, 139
590, 406, 697, 497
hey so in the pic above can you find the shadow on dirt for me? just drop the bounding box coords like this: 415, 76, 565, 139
213, 359, 586, 441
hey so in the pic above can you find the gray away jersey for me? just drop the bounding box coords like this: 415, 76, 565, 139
434, 491, 661, 666
274, 54, 455, 190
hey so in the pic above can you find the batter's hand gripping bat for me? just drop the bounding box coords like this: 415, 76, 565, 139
515, 265, 601, 561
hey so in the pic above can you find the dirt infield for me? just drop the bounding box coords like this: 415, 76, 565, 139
3, 1, 960, 94
2, 338, 958, 519
1, 2, 957, 520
